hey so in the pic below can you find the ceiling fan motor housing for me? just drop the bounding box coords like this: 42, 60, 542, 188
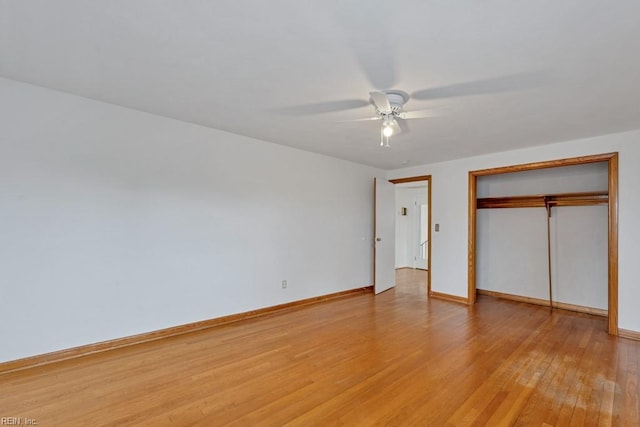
384, 90, 409, 108
372, 90, 410, 117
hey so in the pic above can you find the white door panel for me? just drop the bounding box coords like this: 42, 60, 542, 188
374, 178, 396, 294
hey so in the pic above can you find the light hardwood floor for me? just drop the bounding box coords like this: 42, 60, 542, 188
1, 269, 638, 426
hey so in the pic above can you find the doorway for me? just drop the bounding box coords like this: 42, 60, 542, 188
395, 184, 429, 270
389, 175, 432, 295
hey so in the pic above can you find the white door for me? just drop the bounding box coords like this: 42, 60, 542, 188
374, 178, 396, 294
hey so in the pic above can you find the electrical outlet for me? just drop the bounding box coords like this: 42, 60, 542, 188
281, 280, 287, 289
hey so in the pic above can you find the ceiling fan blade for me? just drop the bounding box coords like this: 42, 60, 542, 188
328, 3, 397, 89
411, 71, 547, 101
275, 99, 369, 115
337, 116, 381, 123
394, 118, 410, 134
354, 44, 396, 90
398, 110, 440, 120
370, 91, 391, 113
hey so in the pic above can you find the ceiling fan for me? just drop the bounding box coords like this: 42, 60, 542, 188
344, 90, 438, 147
278, 71, 545, 147
278, 3, 548, 149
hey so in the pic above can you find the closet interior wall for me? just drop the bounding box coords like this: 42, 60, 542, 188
476, 162, 609, 311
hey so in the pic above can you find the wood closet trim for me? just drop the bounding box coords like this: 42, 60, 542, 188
468, 152, 619, 335
619, 329, 640, 341
470, 153, 617, 175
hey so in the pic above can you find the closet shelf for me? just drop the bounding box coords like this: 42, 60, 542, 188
477, 191, 608, 209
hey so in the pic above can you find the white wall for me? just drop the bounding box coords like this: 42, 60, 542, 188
477, 206, 608, 310
477, 162, 609, 197
552, 205, 608, 309
388, 130, 640, 333
395, 189, 409, 267
395, 186, 428, 268
477, 163, 609, 310
0, 78, 379, 363
477, 208, 549, 298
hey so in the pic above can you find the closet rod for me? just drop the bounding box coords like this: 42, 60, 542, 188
544, 197, 553, 310
477, 191, 608, 209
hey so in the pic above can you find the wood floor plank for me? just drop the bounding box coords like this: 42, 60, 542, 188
630, 343, 640, 425
1, 269, 639, 426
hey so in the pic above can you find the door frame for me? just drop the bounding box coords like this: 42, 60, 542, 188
467, 152, 619, 335
389, 175, 432, 295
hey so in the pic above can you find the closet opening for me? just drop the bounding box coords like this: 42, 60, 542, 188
468, 153, 618, 335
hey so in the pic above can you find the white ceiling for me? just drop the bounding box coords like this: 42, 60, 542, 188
2, 1, 640, 169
